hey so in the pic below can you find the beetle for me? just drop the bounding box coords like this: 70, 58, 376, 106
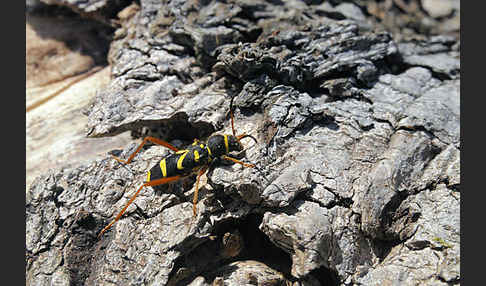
98, 97, 257, 237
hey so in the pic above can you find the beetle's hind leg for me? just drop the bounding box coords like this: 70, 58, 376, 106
111, 136, 180, 165
97, 175, 182, 238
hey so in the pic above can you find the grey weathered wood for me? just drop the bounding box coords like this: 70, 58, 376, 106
27, 1, 460, 285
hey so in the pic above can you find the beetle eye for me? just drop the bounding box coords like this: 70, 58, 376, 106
236, 142, 243, 151
227, 136, 241, 152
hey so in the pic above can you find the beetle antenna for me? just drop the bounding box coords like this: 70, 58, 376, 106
229, 96, 236, 137
234, 134, 258, 156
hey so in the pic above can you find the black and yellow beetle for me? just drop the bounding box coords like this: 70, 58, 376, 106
98, 97, 257, 237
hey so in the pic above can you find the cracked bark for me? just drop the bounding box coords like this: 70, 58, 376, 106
27, 1, 460, 285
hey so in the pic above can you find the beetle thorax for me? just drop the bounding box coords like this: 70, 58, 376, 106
207, 134, 242, 158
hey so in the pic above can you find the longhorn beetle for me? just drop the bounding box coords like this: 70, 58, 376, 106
98, 97, 257, 238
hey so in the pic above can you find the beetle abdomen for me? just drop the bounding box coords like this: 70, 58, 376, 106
146, 143, 210, 181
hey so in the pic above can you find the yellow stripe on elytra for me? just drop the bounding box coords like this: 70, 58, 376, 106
224, 135, 229, 154
160, 159, 167, 177
146, 171, 151, 182
194, 150, 200, 162
177, 151, 189, 170
206, 146, 212, 156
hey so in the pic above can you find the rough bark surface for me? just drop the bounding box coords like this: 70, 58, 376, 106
26, 0, 460, 285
